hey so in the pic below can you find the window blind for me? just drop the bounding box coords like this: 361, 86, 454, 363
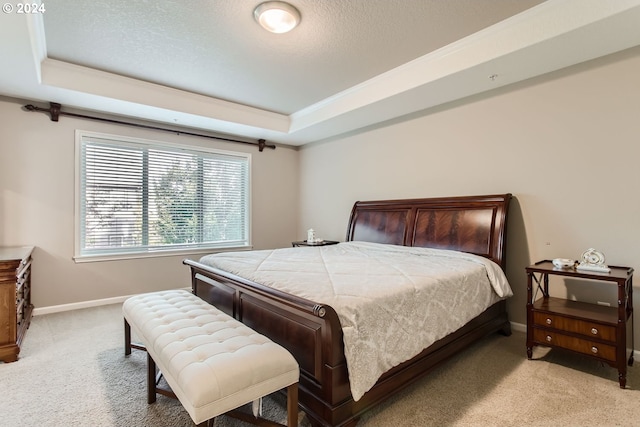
77, 133, 250, 258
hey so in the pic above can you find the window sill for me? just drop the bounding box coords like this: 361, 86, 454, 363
73, 245, 252, 263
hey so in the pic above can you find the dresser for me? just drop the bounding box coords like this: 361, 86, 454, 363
0, 246, 34, 363
526, 260, 634, 387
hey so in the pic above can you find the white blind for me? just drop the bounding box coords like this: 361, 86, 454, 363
78, 133, 250, 257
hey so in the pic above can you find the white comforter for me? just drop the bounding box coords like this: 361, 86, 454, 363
199, 241, 512, 401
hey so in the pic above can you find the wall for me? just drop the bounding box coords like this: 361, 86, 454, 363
1, 44, 639, 339
298, 46, 640, 338
0, 96, 299, 309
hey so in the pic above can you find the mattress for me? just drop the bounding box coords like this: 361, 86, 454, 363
200, 241, 512, 400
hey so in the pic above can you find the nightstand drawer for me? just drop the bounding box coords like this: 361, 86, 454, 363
532, 328, 616, 362
533, 311, 616, 342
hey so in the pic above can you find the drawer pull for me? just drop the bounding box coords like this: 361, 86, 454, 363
591, 346, 598, 354
546, 335, 552, 342
545, 318, 552, 325
591, 328, 598, 335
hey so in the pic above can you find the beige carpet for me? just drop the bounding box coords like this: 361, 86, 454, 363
1, 303, 639, 427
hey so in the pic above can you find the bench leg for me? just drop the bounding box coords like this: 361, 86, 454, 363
225, 384, 298, 427
287, 383, 298, 427
124, 318, 146, 355
146, 352, 178, 403
147, 352, 157, 404
124, 319, 131, 356
124, 319, 132, 355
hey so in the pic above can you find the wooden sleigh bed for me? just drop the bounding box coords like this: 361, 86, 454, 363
184, 193, 512, 427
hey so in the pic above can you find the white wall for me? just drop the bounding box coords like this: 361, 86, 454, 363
298, 46, 640, 335
0, 96, 299, 308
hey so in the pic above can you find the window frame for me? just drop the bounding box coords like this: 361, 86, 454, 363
74, 130, 252, 262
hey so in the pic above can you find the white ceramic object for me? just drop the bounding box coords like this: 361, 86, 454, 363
552, 258, 575, 268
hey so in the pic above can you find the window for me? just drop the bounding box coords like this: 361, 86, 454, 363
75, 131, 250, 260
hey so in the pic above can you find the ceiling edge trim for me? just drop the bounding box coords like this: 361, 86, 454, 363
25, 12, 46, 83
39, 58, 291, 133
287, 0, 640, 134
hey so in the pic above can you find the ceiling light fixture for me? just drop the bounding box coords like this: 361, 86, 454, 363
253, 1, 301, 34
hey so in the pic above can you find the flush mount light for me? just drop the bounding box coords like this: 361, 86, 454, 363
254, 1, 301, 34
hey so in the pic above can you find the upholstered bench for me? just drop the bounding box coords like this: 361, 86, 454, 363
122, 289, 300, 427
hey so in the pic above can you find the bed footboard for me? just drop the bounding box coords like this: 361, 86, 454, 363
184, 259, 353, 424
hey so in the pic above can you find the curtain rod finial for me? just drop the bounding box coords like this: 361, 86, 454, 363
49, 102, 61, 122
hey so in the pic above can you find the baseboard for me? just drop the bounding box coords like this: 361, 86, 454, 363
510, 321, 526, 333
33, 287, 191, 316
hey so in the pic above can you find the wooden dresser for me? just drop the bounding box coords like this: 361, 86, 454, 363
0, 246, 34, 363
526, 260, 634, 387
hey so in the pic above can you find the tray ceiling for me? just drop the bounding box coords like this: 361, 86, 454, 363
2, 0, 640, 146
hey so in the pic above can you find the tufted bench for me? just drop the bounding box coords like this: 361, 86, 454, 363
122, 289, 300, 427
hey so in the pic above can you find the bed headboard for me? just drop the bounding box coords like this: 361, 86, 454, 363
345, 194, 512, 269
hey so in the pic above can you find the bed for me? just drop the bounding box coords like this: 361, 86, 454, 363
183, 193, 512, 427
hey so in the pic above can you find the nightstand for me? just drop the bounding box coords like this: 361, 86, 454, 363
526, 260, 634, 388
291, 240, 340, 247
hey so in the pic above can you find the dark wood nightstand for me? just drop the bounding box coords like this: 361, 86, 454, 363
291, 240, 340, 247
526, 260, 634, 388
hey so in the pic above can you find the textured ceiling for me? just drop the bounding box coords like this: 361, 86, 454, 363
2, 1, 640, 146
42, 0, 543, 115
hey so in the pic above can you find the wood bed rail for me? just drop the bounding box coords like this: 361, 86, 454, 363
184, 259, 333, 319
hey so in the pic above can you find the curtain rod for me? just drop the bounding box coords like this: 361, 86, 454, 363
23, 102, 276, 152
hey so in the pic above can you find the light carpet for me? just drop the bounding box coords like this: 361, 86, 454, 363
1, 303, 639, 426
